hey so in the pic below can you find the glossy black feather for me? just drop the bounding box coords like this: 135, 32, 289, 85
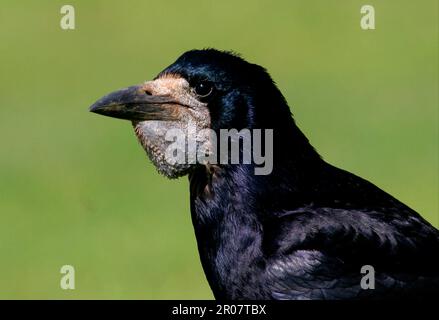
165, 49, 439, 300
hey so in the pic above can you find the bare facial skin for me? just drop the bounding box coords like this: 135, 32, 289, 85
133, 74, 211, 178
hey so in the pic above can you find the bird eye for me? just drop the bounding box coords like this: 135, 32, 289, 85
194, 81, 213, 97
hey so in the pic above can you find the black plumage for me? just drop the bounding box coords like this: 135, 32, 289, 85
91, 49, 439, 300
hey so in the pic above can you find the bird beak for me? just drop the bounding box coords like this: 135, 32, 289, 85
89, 85, 179, 121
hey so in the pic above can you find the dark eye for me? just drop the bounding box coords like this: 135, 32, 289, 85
194, 81, 213, 97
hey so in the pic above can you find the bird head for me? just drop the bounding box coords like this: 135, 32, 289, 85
90, 49, 308, 178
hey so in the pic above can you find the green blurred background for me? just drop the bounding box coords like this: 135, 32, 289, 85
0, 0, 437, 299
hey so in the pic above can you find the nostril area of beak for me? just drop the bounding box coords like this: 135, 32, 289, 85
141, 82, 154, 96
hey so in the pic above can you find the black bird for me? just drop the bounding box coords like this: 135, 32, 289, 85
90, 49, 439, 300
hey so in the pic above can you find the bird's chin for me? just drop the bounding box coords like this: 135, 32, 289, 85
146, 154, 192, 179
141, 140, 192, 179
133, 121, 193, 179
